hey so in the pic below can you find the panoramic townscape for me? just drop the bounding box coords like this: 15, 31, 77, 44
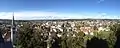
0, 15, 120, 48
0, 0, 119, 48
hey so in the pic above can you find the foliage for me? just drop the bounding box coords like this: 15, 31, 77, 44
106, 32, 116, 48
16, 23, 33, 48
109, 24, 120, 36
109, 23, 120, 48
16, 23, 46, 48
16, 22, 119, 48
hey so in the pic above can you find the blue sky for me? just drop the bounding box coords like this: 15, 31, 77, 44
0, 0, 119, 20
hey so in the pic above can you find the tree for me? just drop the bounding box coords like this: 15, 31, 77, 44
110, 24, 120, 48
16, 23, 33, 48
16, 23, 46, 48
86, 37, 109, 48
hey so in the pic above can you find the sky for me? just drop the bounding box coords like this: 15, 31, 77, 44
0, 0, 119, 20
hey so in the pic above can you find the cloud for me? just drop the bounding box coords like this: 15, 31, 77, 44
97, 0, 105, 3
0, 11, 85, 20
0, 11, 63, 20
0, 11, 119, 20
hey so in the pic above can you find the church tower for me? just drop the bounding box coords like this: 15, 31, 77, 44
11, 12, 16, 46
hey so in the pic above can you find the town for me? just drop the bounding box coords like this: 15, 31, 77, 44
0, 0, 119, 48
0, 16, 120, 48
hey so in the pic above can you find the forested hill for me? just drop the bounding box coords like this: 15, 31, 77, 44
0, 19, 120, 21
0, 19, 120, 25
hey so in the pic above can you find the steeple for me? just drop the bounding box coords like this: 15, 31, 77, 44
11, 12, 15, 47
12, 12, 15, 26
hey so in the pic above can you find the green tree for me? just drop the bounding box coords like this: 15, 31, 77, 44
16, 23, 33, 48
16, 23, 46, 48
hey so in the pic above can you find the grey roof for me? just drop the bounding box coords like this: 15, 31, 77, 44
0, 32, 13, 48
